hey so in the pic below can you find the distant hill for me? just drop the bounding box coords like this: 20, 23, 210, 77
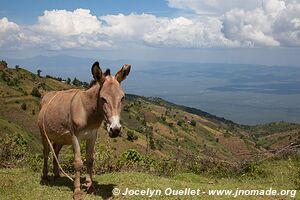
0, 62, 300, 167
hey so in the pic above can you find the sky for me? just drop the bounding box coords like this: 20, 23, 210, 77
0, 0, 300, 66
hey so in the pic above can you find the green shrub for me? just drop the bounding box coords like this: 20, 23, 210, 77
190, 120, 196, 126
177, 119, 185, 127
117, 149, 158, 173
93, 144, 115, 174
240, 162, 267, 178
31, 87, 41, 98
0, 133, 28, 167
28, 154, 43, 172
21, 102, 27, 110
149, 136, 155, 150
127, 130, 138, 142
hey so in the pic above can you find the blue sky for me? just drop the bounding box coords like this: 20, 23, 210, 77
0, 0, 300, 66
0, 0, 173, 24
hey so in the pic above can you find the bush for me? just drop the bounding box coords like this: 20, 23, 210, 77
0, 133, 28, 167
127, 130, 138, 142
117, 149, 158, 172
93, 144, 116, 174
240, 161, 267, 178
177, 119, 185, 127
21, 102, 27, 110
149, 136, 155, 150
190, 120, 196, 126
31, 87, 41, 98
28, 154, 43, 172
7, 77, 20, 86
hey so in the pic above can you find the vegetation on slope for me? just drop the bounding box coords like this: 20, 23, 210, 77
1, 61, 300, 199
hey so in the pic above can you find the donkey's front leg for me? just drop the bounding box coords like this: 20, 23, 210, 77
72, 135, 83, 200
84, 130, 97, 194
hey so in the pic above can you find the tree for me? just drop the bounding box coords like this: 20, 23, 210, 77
0, 60, 8, 69
83, 81, 89, 88
37, 69, 42, 77
72, 77, 83, 87
66, 77, 71, 84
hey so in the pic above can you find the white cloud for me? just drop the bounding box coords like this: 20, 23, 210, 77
167, 0, 260, 14
221, 0, 300, 47
34, 9, 101, 36
222, 8, 280, 47
0, 17, 24, 49
99, 13, 237, 48
273, 2, 300, 46
0, 1, 300, 50
29, 9, 112, 50
143, 16, 238, 48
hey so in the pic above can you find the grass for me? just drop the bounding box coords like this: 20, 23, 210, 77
0, 159, 299, 200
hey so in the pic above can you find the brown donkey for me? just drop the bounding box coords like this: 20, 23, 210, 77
38, 61, 131, 199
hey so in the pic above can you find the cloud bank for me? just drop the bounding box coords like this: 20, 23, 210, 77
0, 0, 300, 50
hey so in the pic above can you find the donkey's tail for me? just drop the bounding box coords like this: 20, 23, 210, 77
42, 92, 74, 182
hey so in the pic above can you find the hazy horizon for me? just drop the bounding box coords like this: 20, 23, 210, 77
3, 54, 300, 125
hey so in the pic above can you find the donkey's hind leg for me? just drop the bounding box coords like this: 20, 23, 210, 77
53, 143, 63, 180
41, 136, 50, 181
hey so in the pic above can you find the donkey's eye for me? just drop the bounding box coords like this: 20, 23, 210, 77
121, 96, 125, 102
101, 97, 107, 103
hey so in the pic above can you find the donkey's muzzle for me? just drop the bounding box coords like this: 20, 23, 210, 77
109, 126, 121, 138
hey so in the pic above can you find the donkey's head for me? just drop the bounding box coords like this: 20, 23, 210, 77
91, 61, 131, 138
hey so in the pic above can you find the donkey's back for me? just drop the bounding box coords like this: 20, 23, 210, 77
38, 89, 80, 145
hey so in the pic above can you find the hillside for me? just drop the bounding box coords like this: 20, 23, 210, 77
1, 63, 300, 199
1, 63, 300, 164
0, 64, 265, 164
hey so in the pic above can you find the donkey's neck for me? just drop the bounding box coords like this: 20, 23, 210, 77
82, 83, 103, 119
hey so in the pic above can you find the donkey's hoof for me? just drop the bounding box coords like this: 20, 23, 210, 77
73, 191, 82, 200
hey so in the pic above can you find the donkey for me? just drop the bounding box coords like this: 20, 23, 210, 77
37, 61, 131, 199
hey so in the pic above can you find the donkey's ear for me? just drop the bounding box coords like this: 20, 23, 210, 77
115, 64, 131, 83
91, 61, 105, 84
